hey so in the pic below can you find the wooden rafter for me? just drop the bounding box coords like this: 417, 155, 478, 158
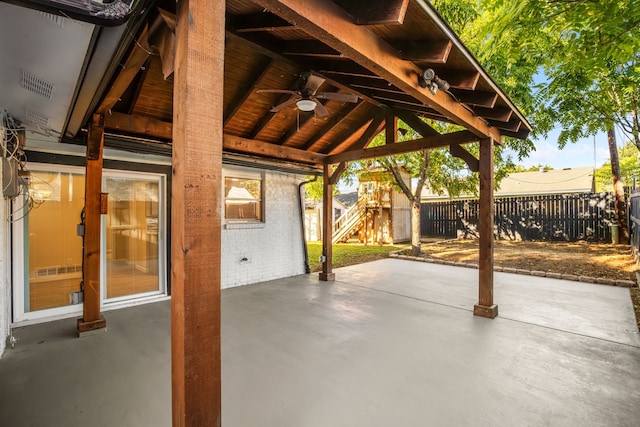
435, 69, 480, 91
105, 111, 172, 140
394, 109, 440, 137
338, 0, 410, 25
487, 117, 522, 132
450, 144, 479, 172
396, 39, 452, 63
300, 102, 362, 151
322, 111, 375, 154
251, 0, 498, 138
230, 12, 298, 32
473, 106, 513, 122
326, 130, 477, 164
338, 108, 387, 153
282, 40, 343, 59
97, 26, 151, 114
448, 89, 498, 108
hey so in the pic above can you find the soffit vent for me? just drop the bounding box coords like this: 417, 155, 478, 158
20, 70, 55, 100
39, 11, 65, 28
25, 108, 50, 128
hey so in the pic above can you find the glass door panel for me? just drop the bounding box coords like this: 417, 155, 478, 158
104, 176, 160, 299
24, 171, 85, 312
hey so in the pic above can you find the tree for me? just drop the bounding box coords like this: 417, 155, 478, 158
595, 140, 640, 191
461, 0, 640, 243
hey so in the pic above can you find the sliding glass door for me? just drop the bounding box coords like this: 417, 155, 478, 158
13, 164, 166, 323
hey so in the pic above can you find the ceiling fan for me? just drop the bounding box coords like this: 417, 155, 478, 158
257, 71, 359, 117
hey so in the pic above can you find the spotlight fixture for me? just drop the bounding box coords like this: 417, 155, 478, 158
296, 98, 317, 112
418, 68, 450, 95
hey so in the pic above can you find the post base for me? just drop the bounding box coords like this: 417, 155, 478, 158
319, 272, 335, 281
474, 304, 498, 319
77, 315, 107, 337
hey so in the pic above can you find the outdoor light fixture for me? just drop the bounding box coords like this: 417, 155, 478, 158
418, 68, 450, 95
296, 98, 317, 112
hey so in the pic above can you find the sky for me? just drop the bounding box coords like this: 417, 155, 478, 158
507, 128, 611, 170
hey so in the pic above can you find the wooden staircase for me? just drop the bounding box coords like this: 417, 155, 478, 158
332, 194, 368, 244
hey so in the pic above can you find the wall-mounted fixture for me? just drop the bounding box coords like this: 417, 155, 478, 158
1, 0, 136, 26
418, 68, 450, 95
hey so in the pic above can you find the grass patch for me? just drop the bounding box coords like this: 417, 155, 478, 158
307, 241, 409, 272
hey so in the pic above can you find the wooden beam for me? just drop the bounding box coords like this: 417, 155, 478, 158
487, 117, 522, 132
229, 12, 298, 32
339, 0, 410, 25
224, 56, 274, 126
474, 137, 498, 319
283, 40, 343, 58
328, 161, 348, 185
320, 162, 335, 281
224, 134, 326, 165
171, 0, 223, 425
78, 113, 106, 335
334, 108, 387, 153
437, 70, 480, 90
322, 111, 373, 154
396, 39, 452, 63
105, 111, 173, 140
385, 111, 397, 144
97, 26, 151, 114
450, 144, 479, 172
395, 109, 439, 137
326, 130, 477, 164
149, 9, 177, 80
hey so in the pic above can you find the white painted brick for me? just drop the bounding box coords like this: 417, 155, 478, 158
221, 170, 306, 288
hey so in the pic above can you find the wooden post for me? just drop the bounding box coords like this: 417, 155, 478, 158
171, 0, 224, 425
474, 137, 498, 318
77, 113, 107, 335
320, 162, 335, 281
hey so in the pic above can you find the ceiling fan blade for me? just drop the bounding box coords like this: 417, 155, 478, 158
313, 101, 329, 118
270, 96, 301, 112
257, 89, 299, 95
305, 74, 326, 94
315, 92, 359, 103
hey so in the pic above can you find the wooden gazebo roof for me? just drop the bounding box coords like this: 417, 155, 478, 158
91, 0, 530, 171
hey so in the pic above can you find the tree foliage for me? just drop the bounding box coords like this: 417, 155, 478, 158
595, 140, 640, 192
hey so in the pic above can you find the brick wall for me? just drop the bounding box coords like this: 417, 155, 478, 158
221, 170, 305, 288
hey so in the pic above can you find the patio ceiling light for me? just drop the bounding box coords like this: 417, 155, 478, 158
296, 98, 317, 112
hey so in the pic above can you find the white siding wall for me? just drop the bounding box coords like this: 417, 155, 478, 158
0, 169, 11, 356
221, 169, 305, 288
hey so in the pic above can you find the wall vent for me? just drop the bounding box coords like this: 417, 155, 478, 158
39, 11, 65, 28
24, 108, 50, 128
20, 70, 55, 99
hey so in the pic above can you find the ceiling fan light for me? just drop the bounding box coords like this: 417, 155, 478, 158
296, 99, 317, 112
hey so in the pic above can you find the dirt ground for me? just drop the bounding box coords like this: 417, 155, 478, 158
412, 239, 640, 331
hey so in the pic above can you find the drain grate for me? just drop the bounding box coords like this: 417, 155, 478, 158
20, 70, 55, 100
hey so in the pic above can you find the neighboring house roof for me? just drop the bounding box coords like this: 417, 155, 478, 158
497, 167, 595, 196
421, 167, 595, 200
335, 192, 358, 207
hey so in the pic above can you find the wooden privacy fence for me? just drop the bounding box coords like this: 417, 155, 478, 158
629, 190, 640, 262
421, 193, 617, 242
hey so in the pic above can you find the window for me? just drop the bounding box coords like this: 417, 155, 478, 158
225, 176, 263, 222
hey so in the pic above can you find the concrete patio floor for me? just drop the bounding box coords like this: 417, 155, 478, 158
1, 259, 639, 426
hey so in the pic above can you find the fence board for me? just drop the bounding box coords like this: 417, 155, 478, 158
421, 192, 616, 242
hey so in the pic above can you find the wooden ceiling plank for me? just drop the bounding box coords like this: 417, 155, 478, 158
339, 0, 410, 25
448, 89, 498, 108
126, 57, 152, 115
487, 117, 522, 132
97, 26, 151, 114
300, 102, 361, 151
283, 40, 343, 58
105, 111, 172, 140
473, 106, 512, 122
277, 99, 330, 146
332, 107, 387, 153
224, 56, 275, 126
397, 39, 453, 63
322, 111, 378, 154
252, 0, 497, 138
224, 134, 326, 165
326, 130, 478, 164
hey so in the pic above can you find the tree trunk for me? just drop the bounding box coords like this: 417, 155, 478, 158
608, 128, 630, 244
410, 199, 421, 256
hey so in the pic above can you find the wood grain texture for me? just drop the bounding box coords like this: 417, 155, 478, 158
171, 0, 224, 425
81, 114, 105, 325
320, 162, 335, 281
476, 137, 496, 317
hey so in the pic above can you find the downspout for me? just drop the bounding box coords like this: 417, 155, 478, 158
298, 176, 318, 274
